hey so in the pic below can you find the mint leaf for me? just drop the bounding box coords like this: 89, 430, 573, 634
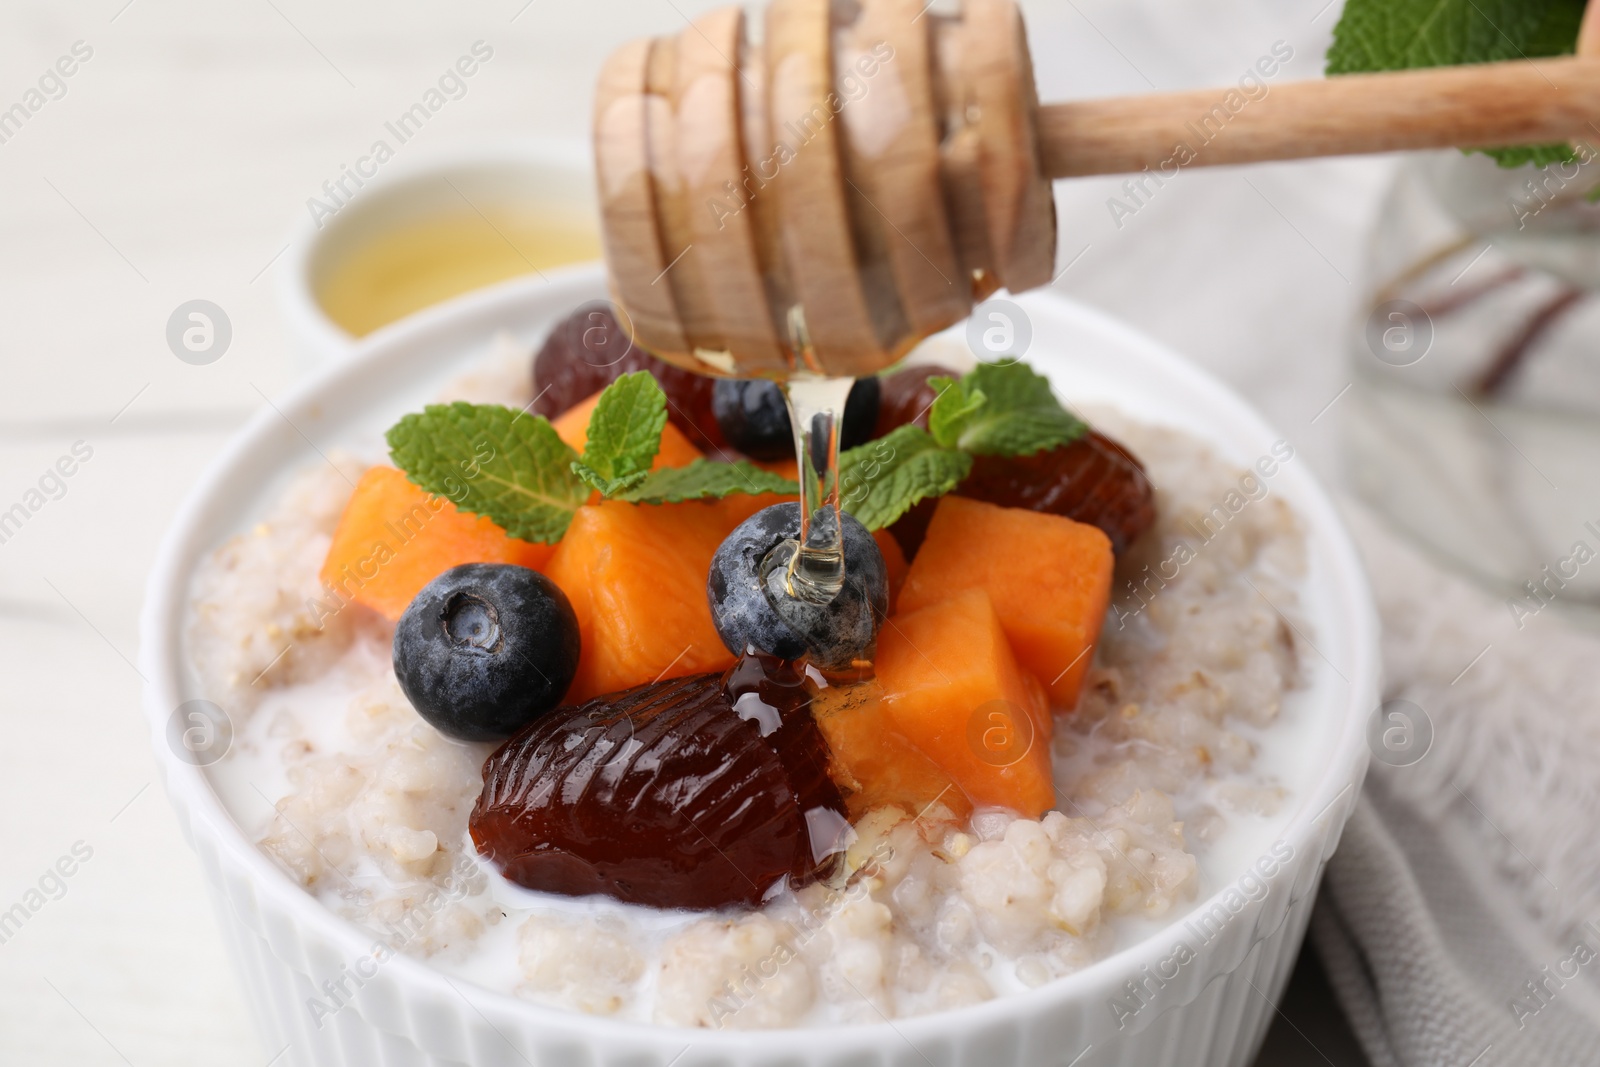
580, 371, 666, 482
387, 361, 1089, 546
1327, 0, 1584, 167
611, 458, 798, 504
570, 461, 650, 498
838, 425, 972, 530
1481, 143, 1581, 169
926, 378, 984, 447
387, 373, 800, 542
928, 361, 1086, 456
387, 403, 588, 543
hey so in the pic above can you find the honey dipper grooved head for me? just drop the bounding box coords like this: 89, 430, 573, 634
592, 0, 1056, 379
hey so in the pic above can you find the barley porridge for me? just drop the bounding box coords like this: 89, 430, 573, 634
190, 337, 1311, 1029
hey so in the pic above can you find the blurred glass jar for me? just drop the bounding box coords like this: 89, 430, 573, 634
1348, 148, 1600, 624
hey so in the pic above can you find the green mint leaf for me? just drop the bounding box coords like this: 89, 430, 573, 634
1481, 143, 1580, 169
386, 402, 588, 544
1327, 0, 1584, 167
926, 377, 984, 449
838, 425, 972, 531
571, 461, 650, 498
611, 459, 799, 504
580, 371, 667, 481
927, 361, 1086, 457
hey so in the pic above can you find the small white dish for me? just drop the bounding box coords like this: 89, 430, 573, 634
277, 140, 598, 367
143, 265, 1377, 1067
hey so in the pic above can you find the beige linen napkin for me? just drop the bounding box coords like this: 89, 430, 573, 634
1311, 504, 1600, 1067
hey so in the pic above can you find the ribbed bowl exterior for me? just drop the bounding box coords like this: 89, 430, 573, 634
163, 763, 1359, 1067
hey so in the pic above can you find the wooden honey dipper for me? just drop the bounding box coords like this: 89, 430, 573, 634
595, 0, 1600, 379
592, 0, 1600, 607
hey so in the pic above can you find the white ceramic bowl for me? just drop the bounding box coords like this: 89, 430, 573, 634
142, 266, 1378, 1067
277, 140, 596, 367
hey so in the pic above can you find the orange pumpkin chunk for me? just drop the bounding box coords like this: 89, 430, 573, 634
873, 529, 908, 611
899, 495, 1113, 708
320, 467, 554, 621
544, 500, 735, 702
876, 588, 1054, 816
813, 680, 972, 822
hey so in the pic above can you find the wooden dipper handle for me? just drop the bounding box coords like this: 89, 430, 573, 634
594, 0, 1600, 381
1038, 56, 1600, 178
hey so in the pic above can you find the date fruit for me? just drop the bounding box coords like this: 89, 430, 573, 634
470, 659, 846, 910
888, 431, 1156, 557
874, 364, 961, 437
532, 302, 726, 451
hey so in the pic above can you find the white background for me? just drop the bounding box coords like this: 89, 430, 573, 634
0, 0, 1385, 1062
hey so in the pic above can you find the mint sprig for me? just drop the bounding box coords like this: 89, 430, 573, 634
928, 361, 1087, 457
387, 402, 589, 544
838, 360, 1086, 530
386, 374, 800, 543
390, 361, 1089, 540
839, 425, 972, 530
1328, 0, 1585, 167
572, 371, 666, 492
613, 459, 798, 505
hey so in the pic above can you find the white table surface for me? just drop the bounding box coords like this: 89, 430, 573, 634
0, 0, 1388, 1062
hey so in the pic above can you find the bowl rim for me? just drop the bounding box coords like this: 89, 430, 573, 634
141, 264, 1378, 1052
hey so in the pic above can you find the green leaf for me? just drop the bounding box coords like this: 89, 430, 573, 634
580, 371, 667, 481
927, 361, 1087, 457
837, 425, 973, 531
926, 377, 984, 448
1327, 0, 1585, 167
570, 461, 649, 498
1477, 143, 1579, 169
387, 403, 589, 543
611, 459, 799, 504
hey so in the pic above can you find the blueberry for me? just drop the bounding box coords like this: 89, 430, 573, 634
711, 377, 882, 461
707, 503, 888, 669
393, 563, 580, 742
841, 376, 882, 448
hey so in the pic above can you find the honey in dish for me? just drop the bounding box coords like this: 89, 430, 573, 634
317, 210, 600, 337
